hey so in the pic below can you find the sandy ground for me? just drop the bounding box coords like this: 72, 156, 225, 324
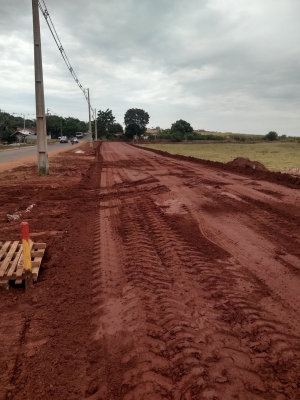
0, 141, 300, 399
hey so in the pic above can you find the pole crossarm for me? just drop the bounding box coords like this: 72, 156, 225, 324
38, 0, 93, 113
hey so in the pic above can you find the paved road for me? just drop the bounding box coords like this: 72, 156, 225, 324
0, 140, 87, 172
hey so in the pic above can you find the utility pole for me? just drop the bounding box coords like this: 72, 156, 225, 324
95, 108, 97, 141
86, 89, 92, 148
32, 0, 49, 174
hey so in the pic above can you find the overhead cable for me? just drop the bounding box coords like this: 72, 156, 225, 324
0, 111, 12, 127
38, 0, 93, 113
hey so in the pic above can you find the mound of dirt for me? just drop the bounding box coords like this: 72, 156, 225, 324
283, 167, 300, 176
227, 157, 269, 172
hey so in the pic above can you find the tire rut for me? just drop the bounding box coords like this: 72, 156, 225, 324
88, 142, 300, 399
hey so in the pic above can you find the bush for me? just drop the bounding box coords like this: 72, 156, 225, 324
171, 131, 184, 142
186, 134, 196, 140
264, 131, 278, 141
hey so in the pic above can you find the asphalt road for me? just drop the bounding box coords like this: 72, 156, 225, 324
0, 139, 88, 172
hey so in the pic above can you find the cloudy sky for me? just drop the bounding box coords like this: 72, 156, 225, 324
0, 0, 299, 135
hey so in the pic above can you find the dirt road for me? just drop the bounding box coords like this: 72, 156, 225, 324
0, 142, 300, 399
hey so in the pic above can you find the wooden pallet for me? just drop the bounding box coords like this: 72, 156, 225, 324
0, 241, 46, 285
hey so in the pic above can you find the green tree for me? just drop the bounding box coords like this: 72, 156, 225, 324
46, 115, 62, 138
77, 121, 87, 133
168, 119, 194, 142
171, 120, 193, 135
63, 117, 80, 137
264, 131, 278, 141
108, 122, 123, 134
0, 112, 14, 143
97, 109, 115, 137
124, 108, 149, 139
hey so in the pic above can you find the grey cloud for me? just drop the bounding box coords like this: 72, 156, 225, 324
0, 0, 299, 134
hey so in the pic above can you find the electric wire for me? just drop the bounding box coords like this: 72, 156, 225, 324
0, 112, 12, 127
0, 112, 34, 127
38, 0, 95, 118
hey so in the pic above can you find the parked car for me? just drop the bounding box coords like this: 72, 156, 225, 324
71, 137, 79, 144
60, 136, 68, 143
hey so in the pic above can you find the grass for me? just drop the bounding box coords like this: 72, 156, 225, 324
141, 142, 300, 172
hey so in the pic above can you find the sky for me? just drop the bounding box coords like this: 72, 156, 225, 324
0, 0, 299, 135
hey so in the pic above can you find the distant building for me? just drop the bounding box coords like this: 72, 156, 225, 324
11, 127, 50, 141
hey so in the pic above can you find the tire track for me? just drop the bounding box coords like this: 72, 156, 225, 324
88, 142, 300, 399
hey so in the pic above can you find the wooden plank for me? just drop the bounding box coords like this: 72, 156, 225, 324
32, 257, 42, 268
31, 250, 45, 258
32, 266, 40, 274
16, 264, 24, 277
0, 241, 19, 277
0, 241, 11, 260
6, 245, 22, 277
15, 279, 23, 285
31, 261, 39, 268
32, 243, 46, 249
32, 266, 40, 281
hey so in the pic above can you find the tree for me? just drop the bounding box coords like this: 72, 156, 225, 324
168, 119, 194, 142
0, 112, 14, 143
108, 123, 123, 134
77, 121, 88, 133
63, 117, 80, 137
171, 120, 193, 135
264, 131, 278, 141
97, 109, 115, 137
124, 108, 149, 139
46, 115, 62, 138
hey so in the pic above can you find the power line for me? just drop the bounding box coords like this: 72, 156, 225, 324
0, 111, 34, 127
0, 110, 12, 127
38, 0, 94, 116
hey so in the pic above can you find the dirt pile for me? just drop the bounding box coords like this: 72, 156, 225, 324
283, 166, 300, 176
227, 156, 269, 171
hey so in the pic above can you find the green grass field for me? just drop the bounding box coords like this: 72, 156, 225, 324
141, 142, 300, 172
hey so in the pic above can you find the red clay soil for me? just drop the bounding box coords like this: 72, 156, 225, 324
227, 157, 269, 172
137, 145, 300, 189
1, 142, 300, 399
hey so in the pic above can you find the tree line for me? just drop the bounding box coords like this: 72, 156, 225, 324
1, 108, 286, 144
0, 113, 35, 143
0, 111, 87, 143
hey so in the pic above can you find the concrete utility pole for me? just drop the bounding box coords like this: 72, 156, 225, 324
32, 0, 49, 174
86, 89, 92, 148
95, 108, 97, 141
